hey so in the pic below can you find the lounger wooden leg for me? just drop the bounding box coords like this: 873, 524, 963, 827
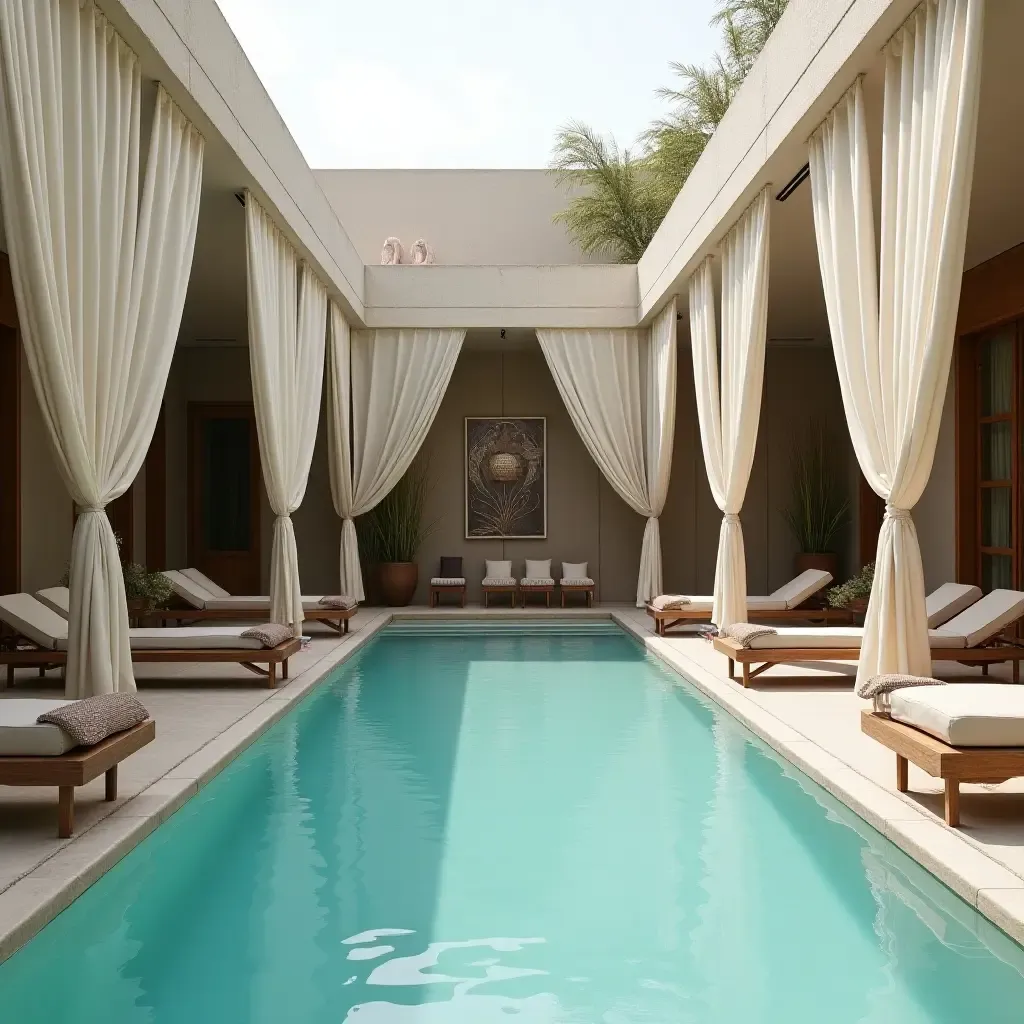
982, 663, 989, 676
344, 617, 350, 634
267, 663, 277, 689
742, 664, 751, 688
896, 754, 908, 793
105, 765, 118, 802
945, 778, 960, 827
58, 786, 74, 838
1015, 659, 1020, 684
545, 592, 550, 608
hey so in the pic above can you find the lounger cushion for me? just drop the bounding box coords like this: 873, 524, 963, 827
770, 569, 832, 609
926, 583, 983, 628
890, 684, 1024, 747
182, 568, 231, 599
932, 589, 1024, 649
741, 626, 968, 650
0, 594, 66, 650
125, 627, 264, 651
35, 587, 70, 617
0, 699, 77, 755
37, 693, 149, 748
485, 560, 512, 580
162, 571, 213, 610
482, 578, 516, 587
562, 562, 588, 582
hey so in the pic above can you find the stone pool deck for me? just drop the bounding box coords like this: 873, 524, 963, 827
2, 602, 1024, 962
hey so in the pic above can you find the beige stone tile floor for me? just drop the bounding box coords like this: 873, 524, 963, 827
5, 600, 1024, 958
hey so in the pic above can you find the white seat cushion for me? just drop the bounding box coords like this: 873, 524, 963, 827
742, 626, 968, 651
926, 582, 982, 628
35, 587, 70, 617
0, 594, 66, 650
933, 589, 1024, 648
482, 577, 516, 587
430, 577, 466, 585
520, 578, 554, 587
0, 699, 77, 755
126, 627, 263, 651
485, 560, 512, 580
890, 684, 1024, 747
162, 570, 212, 610
525, 558, 551, 580
562, 562, 588, 582
769, 569, 832, 609
182, 568, 231, 599
560, 577, 594, 586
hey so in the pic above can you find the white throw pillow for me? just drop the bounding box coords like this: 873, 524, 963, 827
562, 562, 588, 582
525, 558, 551, 579
485, 559, 512, 579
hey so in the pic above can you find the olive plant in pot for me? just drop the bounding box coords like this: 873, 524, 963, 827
827, 562, 874, 617
60, 534, 173, 617
783, 424, 850, 582
356, 464, 437, 607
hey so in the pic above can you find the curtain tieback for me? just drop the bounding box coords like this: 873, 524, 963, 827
723, 512, 740, 524
884, 504, 912, 523
79, 506, 104, 514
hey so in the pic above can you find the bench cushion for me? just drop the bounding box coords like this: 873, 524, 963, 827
0, 699, 77, 755
890, 684, 1024, 747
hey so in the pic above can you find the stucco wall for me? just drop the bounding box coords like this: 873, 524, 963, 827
315, 170, 605, 267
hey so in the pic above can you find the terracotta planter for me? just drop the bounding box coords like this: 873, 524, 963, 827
378, 562, 419, 607
795, 552, 839, 581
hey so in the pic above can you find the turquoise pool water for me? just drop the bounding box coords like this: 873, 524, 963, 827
3, 624, 1024, 1021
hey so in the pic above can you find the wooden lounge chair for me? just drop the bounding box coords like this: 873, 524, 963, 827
155, 570, 355, 634
0, 698, 155, 836
0, 594, 300, 689
481, 560, 517, 607
646, 570, 843, 634
520, 559, 555, 608
862, 684, 1024, 827
429, 557, 466, 607
712, 588, 1024, 687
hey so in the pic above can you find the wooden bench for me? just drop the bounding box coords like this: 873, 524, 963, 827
560, 583, 595, 607
429, 583, 466, 607
0, 719, 156, 837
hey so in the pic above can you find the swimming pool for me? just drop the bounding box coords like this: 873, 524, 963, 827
3, 623, 1024, 1021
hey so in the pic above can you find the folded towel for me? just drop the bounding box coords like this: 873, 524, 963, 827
722, 623, 778, 648
380, 236, 405, 265
650, 595, 691, 611
37, 693, 149, 748
319, 596, 357, 610
241, 623, 294, 648
409, 238, 435, 264
856, 672, 945, 712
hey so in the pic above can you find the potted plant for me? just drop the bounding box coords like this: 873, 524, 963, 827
357, 463, 436, 607
827, 562, 874, 616
61, 534, 173, 616
783, 424, 849, 581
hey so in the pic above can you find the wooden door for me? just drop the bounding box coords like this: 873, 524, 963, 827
0, 325, 19, 594
188, 402, 261, 594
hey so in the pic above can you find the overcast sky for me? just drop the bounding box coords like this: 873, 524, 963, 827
212, 0, 721, 169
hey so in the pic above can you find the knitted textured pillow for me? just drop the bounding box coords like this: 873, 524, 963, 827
319, 596, 357, 610
241, 623, 294, 648
37, 693, 149, 748
722, 623, 778, 648
650, 595, 691, 611
856, 673, 945, 700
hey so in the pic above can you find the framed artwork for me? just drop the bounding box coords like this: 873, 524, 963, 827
465, 417, 546, 539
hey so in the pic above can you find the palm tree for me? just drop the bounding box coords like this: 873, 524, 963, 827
550, 0, 789, 263
549, 121, 665, 264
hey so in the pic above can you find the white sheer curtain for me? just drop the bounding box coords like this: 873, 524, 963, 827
536, 299, 677, 606
688, 189, 770, 629
246, 194, 327, 632
327, 310, 464, 601
809, 0, 983, 683
0, 1, 203, 697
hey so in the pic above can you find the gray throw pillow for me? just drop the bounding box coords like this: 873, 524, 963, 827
37, 693, 150, 748
439, 556, 462, 578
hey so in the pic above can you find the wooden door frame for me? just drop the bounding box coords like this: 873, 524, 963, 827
186, 401, 261, 586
